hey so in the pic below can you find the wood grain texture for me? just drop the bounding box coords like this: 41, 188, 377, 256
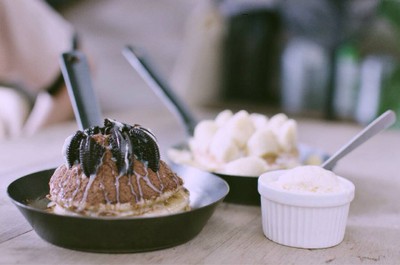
1, 110, 400, 264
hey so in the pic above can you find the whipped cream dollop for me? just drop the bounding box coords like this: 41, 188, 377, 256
168, 110, 300, 176
269, 165, 345, 194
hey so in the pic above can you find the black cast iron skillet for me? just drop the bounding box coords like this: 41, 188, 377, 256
7, 165, 229, 253
169, 142, 328, 205
122, 45, 329, 206
6, 50, 229, 253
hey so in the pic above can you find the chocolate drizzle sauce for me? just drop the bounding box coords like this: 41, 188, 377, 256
62, 119, 164, 208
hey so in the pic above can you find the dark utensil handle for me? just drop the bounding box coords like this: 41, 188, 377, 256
60, 51, 103, 130
122, 45, 197, 136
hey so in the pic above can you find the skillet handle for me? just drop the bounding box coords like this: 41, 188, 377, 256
122, 45, 197, 137
60, 51, 103, 130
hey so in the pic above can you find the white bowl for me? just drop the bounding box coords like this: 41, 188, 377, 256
258, 169, 355, 249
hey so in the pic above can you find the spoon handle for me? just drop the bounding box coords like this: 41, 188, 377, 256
122, 45, 197, 137
60, 51, 103, 130
322, 110, 396, 170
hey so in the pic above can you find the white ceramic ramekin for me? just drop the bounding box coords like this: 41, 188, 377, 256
258, 169, 355, 249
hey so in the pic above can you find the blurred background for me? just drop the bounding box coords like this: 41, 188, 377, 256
1, 0, 399, 141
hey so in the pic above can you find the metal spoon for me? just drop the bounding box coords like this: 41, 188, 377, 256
322, 110, 396, 170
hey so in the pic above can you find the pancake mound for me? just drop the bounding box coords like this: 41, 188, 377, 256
48, 119, 190, 217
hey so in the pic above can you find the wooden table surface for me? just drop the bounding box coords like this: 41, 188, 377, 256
1, 108, 400, 264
